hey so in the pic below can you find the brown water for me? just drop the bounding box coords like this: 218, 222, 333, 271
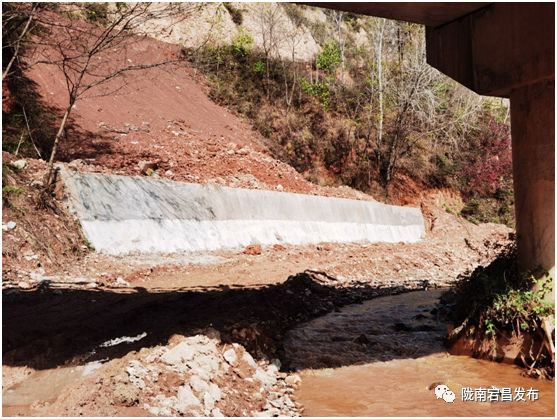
2, 366, 86, 416
287, 290, 555, 417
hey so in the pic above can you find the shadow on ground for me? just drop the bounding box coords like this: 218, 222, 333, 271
3, 72, 132, 164
2, 271, 443, 372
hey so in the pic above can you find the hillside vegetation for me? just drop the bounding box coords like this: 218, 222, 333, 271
188, 3, 514, 225
2, 2, 513, 225
4, 5, 551, 416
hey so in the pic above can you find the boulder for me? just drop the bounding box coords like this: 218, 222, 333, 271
285, 375, 302, 388
253, 368, 277, 387
176, 385, 200, 411
242, 352, 257, 369
212, 408, 224, 417
12, 160, 27, 169
161, 342, 196, 366
203, 391, 216, 410
190, 375, 209, 393
244, 245, 262, 255
208, 383, 221, 402
223, 348, 238, 367
138, 161, 158, 175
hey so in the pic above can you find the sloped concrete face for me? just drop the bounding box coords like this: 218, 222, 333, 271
60, 171, 425, 256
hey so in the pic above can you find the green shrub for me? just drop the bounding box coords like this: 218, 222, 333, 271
299, 79, 329, 103
2, 185, 24, 208
229, 27, 253, 58
223, 2, 243, 25
2, 186, 24, 196
84, 2, 109, 25
316, 42, 342, 75
253, 60, 266, 73
450, 243, 554, 340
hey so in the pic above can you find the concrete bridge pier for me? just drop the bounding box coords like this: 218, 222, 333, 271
510, 80, 555, 294
424, 3, 555, 299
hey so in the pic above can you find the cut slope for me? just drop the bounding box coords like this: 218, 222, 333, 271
23, 19, 372, 201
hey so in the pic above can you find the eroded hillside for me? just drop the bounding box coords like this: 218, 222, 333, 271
1, 3, 524, 418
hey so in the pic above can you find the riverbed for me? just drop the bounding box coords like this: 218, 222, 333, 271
287, 290, 555, 416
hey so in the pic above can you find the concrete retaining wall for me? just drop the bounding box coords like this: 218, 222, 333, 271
60, 171, 425, 256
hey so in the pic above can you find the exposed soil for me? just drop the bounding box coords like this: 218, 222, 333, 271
16, 24, 374, 201
2, 15, 519, 417
2, 195, 512, 416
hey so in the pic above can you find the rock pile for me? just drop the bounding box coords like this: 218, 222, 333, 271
113, 331, 303, 417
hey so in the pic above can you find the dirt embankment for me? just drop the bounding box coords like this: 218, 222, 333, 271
16, 26, 373, 202
2, 14, 517, 417
2, 147, 509, 292
3, 145, 512, 418
2, 186, 512, 416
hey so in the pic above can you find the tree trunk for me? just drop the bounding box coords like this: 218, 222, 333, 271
338, 12, 346, 86
376, 19, 385, 174
44, 105, 72, 188
266, 53, 270, 100
65, 129, 70, 162
316, 56, 319, 84
282, 59, 292, 119
2, 3, 38, 80
366, 135, 372, 190
391, 20, 396, 61
22, 104, 42, 158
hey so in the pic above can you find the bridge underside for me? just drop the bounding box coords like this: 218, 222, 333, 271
307, 2, 555, 298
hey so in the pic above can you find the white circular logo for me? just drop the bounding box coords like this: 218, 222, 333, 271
434, 384, 450, 399
443, 390, 456, 403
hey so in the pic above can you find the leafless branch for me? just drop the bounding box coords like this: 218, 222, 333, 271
20, 3, 201, 190
2, 3, 38, 80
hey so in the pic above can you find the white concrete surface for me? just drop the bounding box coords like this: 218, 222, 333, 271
60, 171, 425, 256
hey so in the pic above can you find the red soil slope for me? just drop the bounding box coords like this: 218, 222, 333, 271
23, 22, 371, 201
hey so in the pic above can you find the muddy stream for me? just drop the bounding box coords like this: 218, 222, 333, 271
287, 289, 555, 417
2, 289, 554, 416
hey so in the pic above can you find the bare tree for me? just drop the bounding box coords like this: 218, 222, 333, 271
2, 2, 39, 80
325, 9, 346, 86
250, 2, 286, 98
24, 2, 200, 191
281, 4, 308, 119
304, 18, 329, 85
188, 3, 228, 82
372, 18, 387, 181
378, 27, 483, 199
